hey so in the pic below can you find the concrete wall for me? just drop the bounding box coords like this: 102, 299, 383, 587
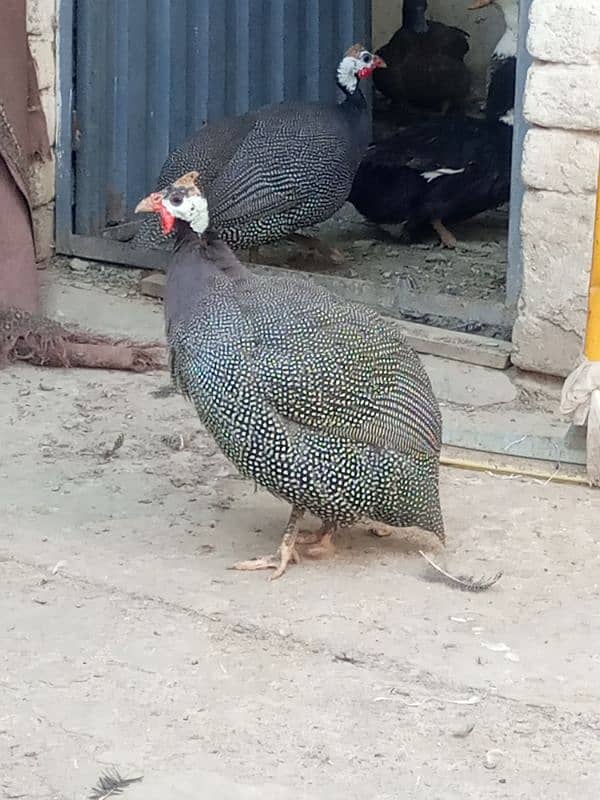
372, 0, 505, 99
26, 0, 56, 263
512, 0, 600, 377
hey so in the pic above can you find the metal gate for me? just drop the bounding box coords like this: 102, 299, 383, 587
56, 0, 371, 261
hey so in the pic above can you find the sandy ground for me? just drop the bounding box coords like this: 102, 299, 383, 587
2, 282, 599, 800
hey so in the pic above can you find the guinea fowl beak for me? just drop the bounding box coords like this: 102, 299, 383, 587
373, 55, 386, 69
135, 192, 163, 214
468, 0, 495, 9
134, 191, 176, 235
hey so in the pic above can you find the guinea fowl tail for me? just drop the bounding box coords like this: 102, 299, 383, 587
0, 306, 166, 372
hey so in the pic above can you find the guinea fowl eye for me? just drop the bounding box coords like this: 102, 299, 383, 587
362, 52, 372, 64
170, 192, 183, 207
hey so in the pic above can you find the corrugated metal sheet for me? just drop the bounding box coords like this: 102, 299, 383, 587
71, 0, 371, 236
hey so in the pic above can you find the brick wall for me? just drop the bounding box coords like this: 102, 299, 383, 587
26, 0, 56, 263
512, 0, 600, 377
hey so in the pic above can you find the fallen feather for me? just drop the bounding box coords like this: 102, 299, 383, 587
419, 551, 503, 592
88, 769, 143, 800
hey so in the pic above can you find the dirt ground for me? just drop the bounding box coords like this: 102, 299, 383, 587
2, 278, 599, 800
238, 203, 508, 304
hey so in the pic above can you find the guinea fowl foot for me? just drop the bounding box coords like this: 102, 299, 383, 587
230, 507, 304, 580
432, 219, 458, 249
294, 524, 336, 558
304, 531, 336, 558
288, 233, 345, 266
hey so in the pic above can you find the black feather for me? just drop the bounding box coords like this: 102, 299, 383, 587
88, 769, 143, 800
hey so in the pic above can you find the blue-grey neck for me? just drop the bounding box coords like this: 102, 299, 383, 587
165, 222, 246, 335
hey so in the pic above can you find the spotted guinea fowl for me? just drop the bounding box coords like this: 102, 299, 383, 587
349, 0, 517, 248
132, 45, 385, 263
135, 172, 444, 579
373, 0, 471, 115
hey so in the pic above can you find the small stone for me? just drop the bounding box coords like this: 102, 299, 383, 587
451, 723, 475, 738
484, 749, 503, 770
69, 258, 89, 272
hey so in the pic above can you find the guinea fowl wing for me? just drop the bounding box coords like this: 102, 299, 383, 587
224, 276, 442, 458
132, 113, 258, 249
154, 113, 258, 192
207, 105, 359, 233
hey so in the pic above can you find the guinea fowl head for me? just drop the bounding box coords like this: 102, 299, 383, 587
336, 44, 386, 95
135, 172, 209, 236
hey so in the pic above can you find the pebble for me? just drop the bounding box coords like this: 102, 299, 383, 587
69, 258, 89, 272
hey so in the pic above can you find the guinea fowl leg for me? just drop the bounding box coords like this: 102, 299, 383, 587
288, 233, 345, 266
298, 524, 336, 558
230, 506, 304, 580
431, 219, 458, 249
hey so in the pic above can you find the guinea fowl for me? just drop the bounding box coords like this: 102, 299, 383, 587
373, 0, 471, 115
132, 45, 385, 264
135, 172, 444, 580
349, 0, 518, 248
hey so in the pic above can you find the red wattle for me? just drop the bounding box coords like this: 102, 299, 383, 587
159, 205, 176, 235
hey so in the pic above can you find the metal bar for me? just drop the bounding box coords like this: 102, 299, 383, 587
245, 0, 263, 109
231, 0, 250, 114
185, 0, 210, 134
208, 0, 227, 118
147, 0, 172, 186
74, 0, 109, 234
168, 0, 188, 150
303, 0, 321, 101
266, 0, 285, 103
318, 0, 336, 102
55, 0, 74, 253
282, 0, 301, 98
105, 0, 129, 225
506, 0, 534, 309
